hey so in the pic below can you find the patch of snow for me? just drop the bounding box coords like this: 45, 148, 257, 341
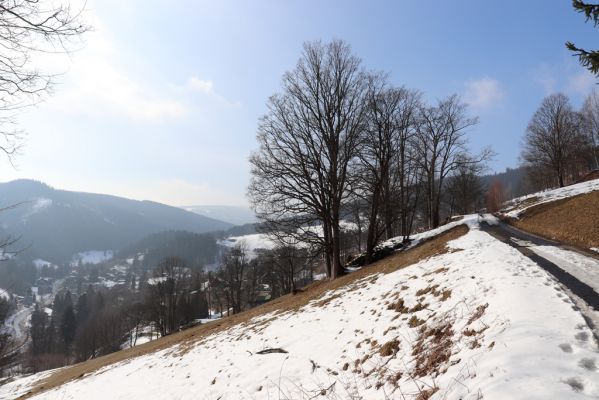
147, 277, 167, 285
0, 289, 10, 301
71, 250, 114, 266
5, 215, 599, 399
528, 245, 599, 295
502, 178, 599, 218
219, 233, 276, 259
33, 259, 55, 270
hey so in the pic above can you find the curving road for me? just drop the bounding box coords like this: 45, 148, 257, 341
482, 220, 599, 340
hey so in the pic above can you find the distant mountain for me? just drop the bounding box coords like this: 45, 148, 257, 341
0, 180, 233, 263
183, 205, 256, 226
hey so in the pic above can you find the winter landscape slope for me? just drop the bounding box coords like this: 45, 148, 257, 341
501, 177, 599, 250
0, 180, 233, 263
3, 215, 598, 400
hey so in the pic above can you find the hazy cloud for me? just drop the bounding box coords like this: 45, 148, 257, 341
533, 63, 595, 98
41, 9, 187, 121
187, 77, 215, 95
463, 78, 504, 110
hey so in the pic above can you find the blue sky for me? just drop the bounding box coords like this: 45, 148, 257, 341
1, 0, 597, 206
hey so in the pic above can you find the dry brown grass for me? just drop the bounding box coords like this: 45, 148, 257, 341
408, 315, 425, 328
467, 304, 488, 325
379, 339, 400, 357
512, 190, 599, 249
412, 322, 454, 378
18, 225, 468, 400
415, 387, 439, 400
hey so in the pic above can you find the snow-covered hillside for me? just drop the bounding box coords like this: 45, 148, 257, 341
502, 178, 599, 218
3, 215, 598, 399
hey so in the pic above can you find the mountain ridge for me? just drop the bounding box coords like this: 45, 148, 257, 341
0, 179, 233, 263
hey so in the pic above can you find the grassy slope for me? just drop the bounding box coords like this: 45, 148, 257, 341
511, 191, 599, 250
18, 226, 468, 400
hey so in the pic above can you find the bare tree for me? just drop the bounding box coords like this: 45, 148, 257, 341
146, 256, 189, 336
249, 40, 368, 279
522, 93, 590, 188
415, 95, 483, 228
355, 76, 422, 261
220, 242, 249, 314
486, 179, 511, 213
444, 154, 487, 215
0, 0, 88, 161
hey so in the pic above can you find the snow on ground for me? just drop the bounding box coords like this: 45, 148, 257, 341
33, 259, 56, 270
0, 288, 10, 301
3, 215, 599, 399
502, 178, 599, 218
525, 244, 599, 295
378, 214, 497, 251
221, 221, 359, 260
71, 250, 114, 266
220, 233, 276, 258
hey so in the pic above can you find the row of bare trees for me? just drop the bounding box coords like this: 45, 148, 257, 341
249, 40, 490, 279
522, 92, 599, 188
207, 242, 314, 316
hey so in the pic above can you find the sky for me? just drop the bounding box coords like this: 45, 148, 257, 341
0, 0, 597, 207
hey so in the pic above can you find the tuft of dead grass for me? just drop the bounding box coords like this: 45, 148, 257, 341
409, 315, 425, 328
18, 225, 469, 400
379, 339, 400, 357
467, 304, 488, 325
412, 322, 454, 378
415, 386, 439, 400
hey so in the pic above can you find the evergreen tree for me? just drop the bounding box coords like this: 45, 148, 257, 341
60, 305, 76, 352
30, 305, 48, 355
566, 1, 599, 75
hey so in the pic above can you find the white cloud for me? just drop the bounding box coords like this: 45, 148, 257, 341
187, 77, 214, 95
463, 77, 504, 110
533, 62, 596, 99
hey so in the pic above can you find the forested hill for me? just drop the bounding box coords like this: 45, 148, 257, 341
0, 180, 233, 263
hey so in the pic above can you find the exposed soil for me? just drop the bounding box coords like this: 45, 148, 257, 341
18, 225, 469, 400
576, 169, 599, 183
511, 191, 599, 250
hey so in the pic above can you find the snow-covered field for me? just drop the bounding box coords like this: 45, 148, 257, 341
502, 178, 599, 218
220, 233, 276, 258
3, 215, 598, 399
70, 250, 114, 266
221, 221, 359, 259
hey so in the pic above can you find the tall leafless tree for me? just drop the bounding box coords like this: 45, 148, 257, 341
146, 256, 189, 336
415, 95, 483, 228
444, 154, 487, 215
522, 93, 590, 188
355, 76, 422, 261
249, 40, 368, 279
